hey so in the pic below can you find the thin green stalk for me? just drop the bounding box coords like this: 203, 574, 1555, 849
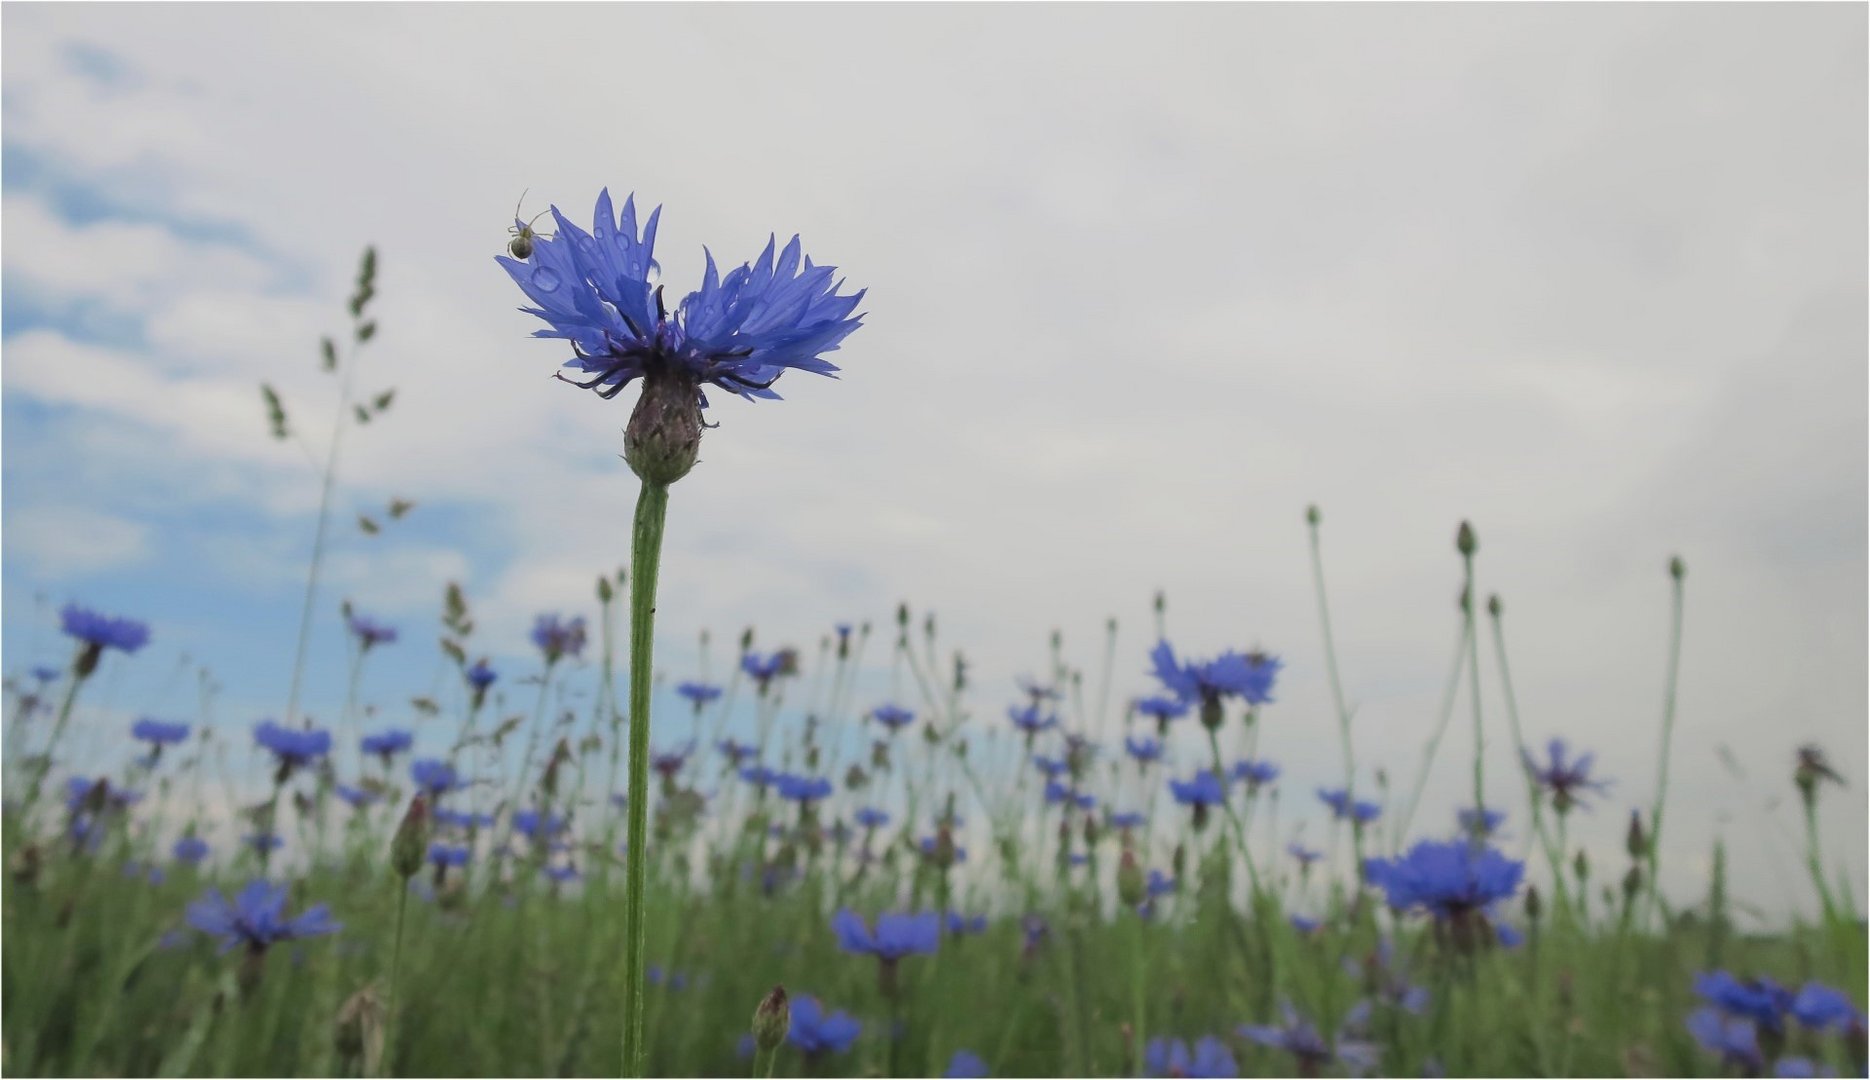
1486, 603, 1565, 901
1394, 621, 1469, 845
283, 339, 364, 728
621, 479, 670, 1078
1306, 511, 1356, 803
382, 883, 410, 1078
1462, 554, 1485, 835
1644, 562, 1685, 928
22, 661, 84, 820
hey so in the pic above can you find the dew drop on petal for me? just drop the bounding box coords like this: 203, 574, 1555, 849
531, 266, 561, 294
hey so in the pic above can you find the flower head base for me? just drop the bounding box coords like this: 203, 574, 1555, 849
500, 192, 864, 484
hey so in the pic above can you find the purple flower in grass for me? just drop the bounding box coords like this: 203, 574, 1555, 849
1043, 780, 1095, 810
775, 773, 832, 804
132, 718, 190, 748
410, 758, 462, 797
334, 785, 378, 809
254, 721, 331, 776
716, 737, 756, 764
946, 911, 988, 935
1523, 737, 1611, 813
465, 659, 497, 693
1288, 842, 1323, 868
1791, 982, 1863, 1032
788, 994, 862, 1055
1318, 788, 1381, 825
741, 650, 796, 690
530, 613, 587, 664
346, 612, 398, 650
1125, 735, 1164, 764
1149, 639, 1280, 727
60, 604, 151, 672
1110, 810, 1147, 830
428, 843, 471, 869
1232, 759, 1279, 790
1144, 1036, 1238, 1078
362, 729, 413, 761
512, 809, 567, 841
1364, 840, 1522, 950
870, 703, 916, 732
854, 807, 889, 829
1696, 971, 1797, 1034
679, 681, 723, 709
944, 1050, 990, 1078
1687, 1007, 1764, 1073
173, 835, 210, 865
186, 880, 339, 952
1133, 695, 1189, 729
1458, 806, 1506, 837
1008, 703, 1058, 736
1240, 1002, 1379, 1077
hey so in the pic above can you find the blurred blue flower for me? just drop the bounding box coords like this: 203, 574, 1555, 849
919, 836, 967, 864
428, 843, 471, 869
1496, 923, 1525, 949
132, 718, 190, 747
1133, 695, 1190, 726
1170, 770, 1227, 807
1017, 676, 1062, 702
1109, 811, 1147, 830
530, 613, 587, 663
435, 808, 494, 831
1124, 735, 1164, 764
1232, 759, 1280, 790
346, 612, 398, 650
334, 785, 378, 809
679, 681, 724, 708
32, 665, 62, 682
1008, 703, 1058, 736
1144, 1036, 1238, 1078
946, 911, 988, 935
788, 994, 862, 1055
1290, 915, 1323, 935
1687, 1007, 1764, 1073
186, 880, 339, 952
1364, 840, 1523, 926
254, 721, 331, 772
362, 729, 414, 760
542, 864, 581, 884
1773, 1057, 1838, 1078
1147, 869, 1177, 898
173, 835, 210, 865
1791, 982, 1863, 1032
1239, 1002, 1378, 1076
832, 909, 940, 960
1149, 640, 1280, 708
60, 604, 150, 655
741, 650, 795, 687
652, 741, 697, 778
512, 809, 568, 841
775, 773, 832, 804
1522, 737, 1611, 813
1031, 754, 1070, 779
410, 759, 463, 797
1288, 842, 1324, 867
944, 1050, 989, 1078
1348, 938, 1431, 1014
739, 765, 778, 789
855, 807, 890, 829
1458, 806, 1506, 837
501, 191, 864, 404
244, 833, 284, 855
870, 703, 916, 732
1696, 972, 1796, 1033
1318, 788, 1381, 825
716, 737, 756, 764
1043, 780, 1096, 810
465, 660, 497, 692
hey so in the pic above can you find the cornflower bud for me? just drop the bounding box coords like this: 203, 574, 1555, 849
391, 794, 429, 880
1456, 520, 1477, 557
752, 985, 790, 1053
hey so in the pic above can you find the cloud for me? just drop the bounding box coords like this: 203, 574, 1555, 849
5, 504, 151, 576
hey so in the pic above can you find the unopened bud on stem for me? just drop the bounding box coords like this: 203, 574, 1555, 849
752, 985, 789, 1053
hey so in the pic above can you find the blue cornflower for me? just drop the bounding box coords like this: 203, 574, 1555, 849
651, 741, 696, 779
1696, 972, 1796, 1034
501, 191, 863, 405
1144, 1036, 1238, 1078
1240, 1003, 1378, 1076
1773, 1057, 1838, 1078
542, 864, 580, 884
741, 650, 796, 689
1458, 806, 1506, 837
716, 738, 757, 764
1031, 754, 1070, 779
1288, 842, 1324, 868
1008, 703, 1058, 736
186, 880, 339, 952
1133, 695, 1191, 729
410, 759, 462, 797
1109, 811, 1147, 830
346, 612, 398, 650
1791, 982, 1863, 1032
1170, 770, 1228, 807
1364, 840, 1523, 937
944, 1050, 990, 1078
530, 613, 587, 664
428, 843, 471, 869
60, 603, 151, 658
465, 660, 497, 693
512, 809, 568, 841
1522, 737, 1611, 813
244, 833, 284, 855
946, 911, 988, 935
1687, 1007, 1764, 1073
254, 721, 331, 774
173, 835, 210, 865
832, 909, 940, 960
1124, 735, 1164, 764
361, 729, 414, 760
788, 994, 862, 1055
739, 765, 778, 789
32, 665, 61, 682
679, 682, 724, 708
1232, 759, 1280, 790
855, 807, 890, 830
775, 773, 832, 804
870, 703, 916, 733
1318, 788, 1381, 825
132, 718, 190, 748
1149, 639, 1281, 718
334, 785, 378, 809
1147, 869, 1177, 898
435, 808, 494, 831
66, 776, 139, 815
1043, 780, 1096, 810
1290, 914, 1323, 935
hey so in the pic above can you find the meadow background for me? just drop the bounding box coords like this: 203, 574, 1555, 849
1, 4, 1865, 1077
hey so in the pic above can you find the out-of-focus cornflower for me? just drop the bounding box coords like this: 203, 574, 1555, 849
66, 776, 139, 815
1365, 840, 1523, 947
1522, 737, 1610, 813
677, 682, 723, 712
1687, 1008, 1765, 1073
254, 721, 331, 778
132, 718, 190, 750
869, 702, 916, 733
1044, 780, 1096, 810
1149, 639, 1281, 728
530, 613, 587, 665
346, 612, 398, 651
834, 909, 940, 961
32, 665, 61, 682
1697, 972, 1797, 1033
334, 784, 378, 809
741, 650, 796, 692
1147, 869, 1177, 898
855, 807, 890, 830
428, 843, 471, 869
435, 808, 493, 831
512, 809, 568, 842
788, 994, 862, 1056
1017, 676, 1062, 702
187, 880, 339, 952
410, 759, 463, 797
1318, 788, 1381, 825
944, 1050, 990, 1078
1772, 1057, 1839, 1078
123, 860, 166, 886
1125, 735, 1164, 765
1031, 754, 1070, 779
1288, 842, 1324, 869
1144, 1036, 1239, 1078
739, 765, 779, 789
1290, 914, 1323, 935
1458, 806, 1506, 837
465, 659, 497, 694
1021, 914, 1050, 959
173, 835, 210, 865
716, 737, 757, 764
1170, 770, 1228, 818
1232, 759, 1280, 791
946, 911, 988, 935
542, 863, 581, 885
651, 741, 696, 780
776, 773, 833, 805
1495, 923, 1525, 949
244, 833, 284, 855
362, 729, 413, 763
1009, 703, 1059, 737
646, 965, 690, 991
1134, 695, 1190, 733
60, 603, 151, 675
1791, 983, 1864, 1032
1240, 1002, 1379, 1076
1110, 811, 1147, 831
920, 836, 968, 864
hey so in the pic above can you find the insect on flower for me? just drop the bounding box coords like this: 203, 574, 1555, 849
505, 189, 552, 260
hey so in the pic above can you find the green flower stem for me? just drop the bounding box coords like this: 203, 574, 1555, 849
1486, 605, 1566, 910
382, 881, 410, 1078
22, 659, 85, 822
1307, 513, 1357, 804
621, 479, 670, 1078
1462, 554, 1485, 836
1645, 567, 1685, 929
1394, 621, 1469, 847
